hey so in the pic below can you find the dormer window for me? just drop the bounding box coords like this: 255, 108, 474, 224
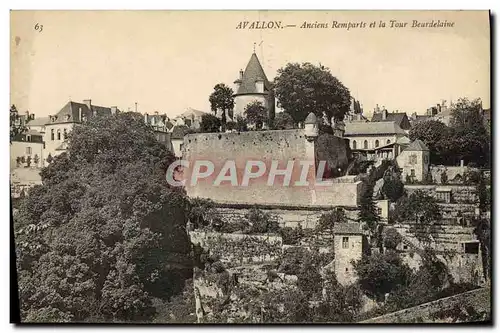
66, 114, 71, 121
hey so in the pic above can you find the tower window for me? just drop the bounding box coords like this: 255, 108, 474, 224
375, 140, 380, 148
352, 140, 357, 149
51, 129, 55, 141
342, 237, 349, 249
363, 140, 368, 149
57, 130, 61, 140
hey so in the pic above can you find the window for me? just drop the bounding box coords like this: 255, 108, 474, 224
26, 147, 32, 155
375, 140, 380, 148
352, 140, 357, 149
51, 129, 55, 141
342, 237, 349, 249
410, 169, 416, 177
387, 139, 391, 144
363, 140, 368, 149
63, 129, 68, 139
463, 242, 479, 254
345, 267, 349, 272
26, 135, 31, 142
57, 130, 61, 140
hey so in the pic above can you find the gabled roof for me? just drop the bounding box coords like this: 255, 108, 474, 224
49, 101, 114, 124
345, 121, 406, 136
411, 115, 432, 124
371, 112, 409, 127
235, 53, 271, 95
180, 108, 207, 118
405, 139, 429, 151
333, 222, 364, 235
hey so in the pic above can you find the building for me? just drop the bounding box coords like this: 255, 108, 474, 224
40, 99, 118, 162
10, 130, 45, 170
371, 108, 411, 131
232, 53, 275, 123
333, 222, 365, 286
344, 121, 408, 162
178, 108, 207, 130
396, 139, 430, 183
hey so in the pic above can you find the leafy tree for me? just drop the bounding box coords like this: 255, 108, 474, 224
46, 153, 53, 164
274, 62, 351, 125
33, 154, 40, 166
246, 207, 280, 234
314, 277, 362, 322
272, 112, 295, 130
200, 114, 221, 133
26, 156, 32, 167
296, 249, 324, 299
381, 173, 404, 202
383, 228, 402, 251
10, 104, 26, 142
353, 251, 412, 302
448, 98, 490, 166
262, 287, 311, 323
394, 190, 441, 226
187, 198, 217, 229
473, 218, 490, 281
235, 116, 248, 132
209, 83, 234, 131
153, 279, 196, 323
317, 208, 346, 235
409, 120, 451, 165
279, 225, 304, 245
16, 156, 22, 167
15, 112, 193, 322
244, 101, 268, 130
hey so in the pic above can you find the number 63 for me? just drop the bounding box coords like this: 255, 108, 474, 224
34, 23, 43, 32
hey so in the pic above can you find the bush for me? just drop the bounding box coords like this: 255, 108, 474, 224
279, 225, 304, 245
246, 207, 280, 234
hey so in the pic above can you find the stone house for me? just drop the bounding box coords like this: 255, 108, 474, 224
332, 222, 365, 286
396, 139, 430, 183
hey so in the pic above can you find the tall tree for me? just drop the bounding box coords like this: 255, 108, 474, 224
448, 98, 490, 166
15, 112, 192, 322
274, 62, 351, 125
10, 104, 26, 142
209, 83, 234, 131
244, 101, 268, 130
409, 119, 452, 165
358, 181, 381, 235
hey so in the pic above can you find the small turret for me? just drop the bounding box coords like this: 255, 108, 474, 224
304, 112, 318, 141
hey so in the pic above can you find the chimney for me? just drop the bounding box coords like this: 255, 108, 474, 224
239, 69, 244, 79
382, 109, 388, 120
144, 113, 149, 124
78, 108, 83, 122
460, 160, 464, 167
83, 99, 92, 109
437, 104, 441, 113
135, 102, 138, 113
375, 104, 380, 113
111, 106, 118, 115
154, 111, 159, 115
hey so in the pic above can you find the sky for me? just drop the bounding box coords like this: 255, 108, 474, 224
10, 10, 490, 119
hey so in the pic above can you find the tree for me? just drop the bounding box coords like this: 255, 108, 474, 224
46, 153, 53, 164
274, 62, 351, 125
409, 120, 452, 165
272, 112, 295, 130
448, 98, 490, 166
246, 207, 280, 234
235, 116, 248, 132
244, 101, 268, 130
358, 181, 381, 235
381, 173, 404, 202
209, 83, 234, 131
10, 104, 26, 142
15, 112, 193, 322
16, 156, 22, 167
317, 208, 346, 235
26, 156, 32, 167
394, 190, 441, 226
33, 154, 40, 166
353, 251, 412, 302
383, 228, 402, 251
200, 114, 221, 133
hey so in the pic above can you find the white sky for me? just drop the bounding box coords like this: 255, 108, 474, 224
10, 10, 490, 119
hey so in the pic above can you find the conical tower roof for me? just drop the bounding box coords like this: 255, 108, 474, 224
235, 53, 271, 95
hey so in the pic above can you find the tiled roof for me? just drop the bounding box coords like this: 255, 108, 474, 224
411, 115, 432, 124
49, 101, 114, 124
371, 112, 407, 124
333, 222, 364, 235
345, 121, 406, 136
27, 116, 50, 126
235, 53, 271, 95
404, 139, 429, 151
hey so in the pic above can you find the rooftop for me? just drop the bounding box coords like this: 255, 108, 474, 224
345, 121, 406, 136
235, 53, 272, 95
333, 222, 364, 235
404, 139, 429, 152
